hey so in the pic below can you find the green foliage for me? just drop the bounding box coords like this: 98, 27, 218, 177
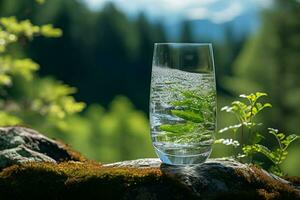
244, 128, 298, 164
0, 1, 154, 163
0, 111, 22, 126
217, 92, 299, 176
159, 89, 216, 144
0, 11, 60, 87
0, 16, 62, 38
0, 56, 39, 86
28, 77, 85, 119
218, 0, 300, 176
0, 16, 61, 52
220, 92, 271, 131
223, 0, 300, 133
52, 96, 154, 162
0, 6, 83, 127
0, 28, 17, 53
97, 96, 154, 161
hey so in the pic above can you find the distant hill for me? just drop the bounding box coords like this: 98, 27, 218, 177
165, 8, 260, 42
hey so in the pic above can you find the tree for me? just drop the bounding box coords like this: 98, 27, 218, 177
0, 1, 155, 162
180, 20, 194, 43
223, 0, 300, 132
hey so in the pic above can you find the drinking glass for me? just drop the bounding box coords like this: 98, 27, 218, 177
149, 43, 217, 165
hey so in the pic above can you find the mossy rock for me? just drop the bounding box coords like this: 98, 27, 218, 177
0, 159, 299, 200
0, 161, 194, 199
0, 126, 85, 169
0, 126, 300, 200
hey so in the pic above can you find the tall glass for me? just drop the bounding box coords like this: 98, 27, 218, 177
150, 43, 217, 165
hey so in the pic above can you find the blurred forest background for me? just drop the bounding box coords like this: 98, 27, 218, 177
0, 0, 300, 175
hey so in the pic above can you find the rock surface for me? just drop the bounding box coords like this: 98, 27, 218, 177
106, 158, 300, 199
0, 126, 300, 200
0, 126, 84, 169
0, 145, 56, 168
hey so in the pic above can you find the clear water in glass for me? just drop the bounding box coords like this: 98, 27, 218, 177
150, 43, 217, 165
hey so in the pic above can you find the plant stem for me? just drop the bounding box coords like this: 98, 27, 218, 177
241, 125, 244, 146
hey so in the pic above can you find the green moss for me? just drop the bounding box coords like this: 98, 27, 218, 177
56, 141, 87, 162
0, 162, 196, 199
0, 160, 299, 199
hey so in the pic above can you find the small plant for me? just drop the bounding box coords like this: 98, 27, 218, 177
243, 128, 298, 176
216, 92, 299, 176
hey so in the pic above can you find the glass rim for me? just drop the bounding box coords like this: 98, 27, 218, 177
154, 43, 212, 46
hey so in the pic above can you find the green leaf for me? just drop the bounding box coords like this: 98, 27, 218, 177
263, 103, 272, 108
160, 123, 195, 133
252, 106, 258, 115
253, 132, 264, 143
282, 134, 299, 149
256, 102, 263, 110
269, 165, 284, 177
243, 144, 277, 164
171, 110, 204, 123
0, 74, 11, 85
255, 92, 268, 98
41, 24, 62, 37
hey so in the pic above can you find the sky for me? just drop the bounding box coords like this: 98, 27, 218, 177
83, 0, 273, 24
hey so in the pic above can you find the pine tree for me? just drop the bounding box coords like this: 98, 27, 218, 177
223, 0, 300, 132
180, 20, 194, 43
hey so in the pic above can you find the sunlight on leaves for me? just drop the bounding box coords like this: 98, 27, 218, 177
218, 92, 299, 176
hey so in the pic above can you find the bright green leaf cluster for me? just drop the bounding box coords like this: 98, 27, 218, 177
0, 17, 62, 39
218, 92, 299, 176
159, 89, 216, 144
0, 27, 17, 52
0, 111, 22, 126
0, 56, 39, 86
0, 16, 62, 86
243, 128, 299, 166
221, 92, 271, 131
169, 90, 215, 125
0, 16, 62, 53
0, 13, 83, 127
40, 24, 63, 37
30, 78, 85, 119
